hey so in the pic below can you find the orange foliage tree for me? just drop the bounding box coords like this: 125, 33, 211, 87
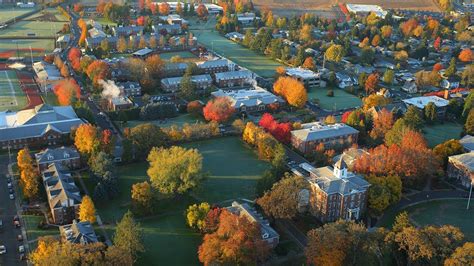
197, 4, 209, 18
458, 48, 473, 62
159, 2, 170, 15
68, 47, 82, 72
53, 79, 81, 106
365, 73, 379, 94
273, 76, 307, 108
302, 57, 315, 70
77, 19, 87, 47
86, 60, 110, 87
74, 124, 100, 156
400, 18, 418, 37
203, 97, 235, 123
433, 63, 444, 72
198, 209, 271, 265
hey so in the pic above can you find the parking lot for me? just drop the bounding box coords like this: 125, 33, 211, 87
0, 155, 26, 265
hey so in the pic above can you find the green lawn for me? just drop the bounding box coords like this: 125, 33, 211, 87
88, 137, 270, 265
123, 113, 205, 129
308, 87, 362, 110
25, 8, 69, 22
0, 70, 27, 112
0, 20, 65, 37
94, 17, 117, 27
382, 200, 474, 241
41, 92, 59, 106
159, 51, 198, 61
423, 122, 463, 148
191, 27, 283, 78
23, 215, 59, 243
0, 8, 36, 23
0, 39, 54, 56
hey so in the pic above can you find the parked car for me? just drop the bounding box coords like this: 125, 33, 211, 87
7, 182, 12, 188
14, 221, 20, 228
9, 194, 14, 200
13, 215, 19, 222
0, 245, 6, 255
18, 245, 24, 254
17, 235, 23, 242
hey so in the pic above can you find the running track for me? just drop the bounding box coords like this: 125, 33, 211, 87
0, 63, 43, 109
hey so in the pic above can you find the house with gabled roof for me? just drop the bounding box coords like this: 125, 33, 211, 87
60, 220, 98, 245
42, 163, 82, 224
447, 152, 474, 189
35, 146, 81, 171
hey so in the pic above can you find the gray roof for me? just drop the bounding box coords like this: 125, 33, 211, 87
35, 147, 80, 164
460, 135, 474, 152
154, 23, 181, 33
301, 164, 370, 195
42, 163, 81, 210
113, 25, 144, 36
60, 220, 98, 244
197, 59, 228, 69
333, 148, 368, 168
211, 87, 284, 109
133, 48, 153, 56
117, 81, 141, 90
227, 201, 279, 241
86, 36, 118, 46
164, 62, 188, 72
291, 122, 359, 142
161, 74, 212, 86
0, 104, 84, 142
449, 152, 474, 171
215, 70, 253, 81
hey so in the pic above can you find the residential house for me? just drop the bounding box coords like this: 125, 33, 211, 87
211, 87, 285, 113
285, 68, 321, 87
161, 74, 213, 92
117, 81, 141, 97
368, 102, 407, 118
163, 62, 188, 77
290, 122, 359, 154
112, 25, 144, 37
85, 36, 118, 49
227, 201, 279, 247
401, 78, 417, 93
35, 147, 81, 171
236, 13, 260, 26
402, 96, 449, 119
301, 158, 371, 223
42, 163, 82, 225
447, 153, 474, 189
0, 104, 84, 150
60, 220, 99, 244
336, 72, 356, 89
460, 135, 474, 152
153, 24, 182, 35
214, 70, 253, 88
132, 48, 153, 58
197, 59, 232, 74
225, 32, 244, 42
108, 97, 133, 111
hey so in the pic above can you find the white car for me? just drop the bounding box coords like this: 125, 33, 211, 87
7, 182, 12, 189
18, 245, 24, 254
9, 194, 14, 200
0, 245, 6, 255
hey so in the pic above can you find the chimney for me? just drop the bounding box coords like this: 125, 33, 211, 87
444, 89, 449, 100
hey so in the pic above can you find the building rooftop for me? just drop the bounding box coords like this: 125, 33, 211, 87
346, 4, 387, 18
449, 152, 474, 171
33, 61, 61, 82
133, 48, 153, 56
35, 146, 80, 164
197, 59, 229, 69
291, 122, 359, 142
42, 163, 81, 210
214, 70, 253, 81
211, 87, 284, 108
227, 201, 279, 241
460, 135, 474, 152
161, 74, 212, 86
286, 67, 320, 79
403, 96, 449, 109
60, 220, 98, 245
110, 96, 133, 106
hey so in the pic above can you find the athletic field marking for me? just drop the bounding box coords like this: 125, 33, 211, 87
1, 70, 18, 107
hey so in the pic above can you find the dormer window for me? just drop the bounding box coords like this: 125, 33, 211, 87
64, 152, 70, 159
47, 155, 54, 160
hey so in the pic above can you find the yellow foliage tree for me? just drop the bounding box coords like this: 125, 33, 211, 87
325, 44, 344, 62
17, 147, 33, 170
79, 195, 97, 223
74, 124, 100, 156
273, 76, 307, 108
20, 167, 39, 199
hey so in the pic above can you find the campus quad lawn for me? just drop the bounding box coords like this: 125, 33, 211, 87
23, 215, 59, 248
191, 28, 284, 78
422, 122, 463, 148
0, 8, 35, 23
0, 70, 28, 112
308, 87, 362, 110
123, 113, 205, 129
381, 200, 474, 241
90, 137, 270, 265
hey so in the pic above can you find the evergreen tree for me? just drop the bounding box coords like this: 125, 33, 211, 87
445, 58, 457, 78
465, 109, 474, 135
424, 102, 437, 124
113, 211, 145, 262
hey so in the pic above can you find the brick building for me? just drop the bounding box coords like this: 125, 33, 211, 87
447, 153, 474, 189
214, 70, 254, 88
35, 147, 81, 172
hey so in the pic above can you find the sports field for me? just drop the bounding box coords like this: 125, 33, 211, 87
85, 137, 270, 265
308, 88, 362, 110
423, 122, 463, 148
25, 8, 69, 22
0, 20, 65, 38
191, 27, 283, 78
160, 51, 198, 61
0, 8, 35, 24
0, 70, 27, 112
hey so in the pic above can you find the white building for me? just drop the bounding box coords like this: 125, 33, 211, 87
211, 87, 284, 113
285, 67, 321, 87
403, 96, 449, 119
32, 61, 62, 91
346, 4, 387, 18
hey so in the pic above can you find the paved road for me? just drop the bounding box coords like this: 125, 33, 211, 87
0, 155, 26, 266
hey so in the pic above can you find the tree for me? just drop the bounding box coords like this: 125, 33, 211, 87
463, 90, 474, 117
403, 106, 424, 130
79, 195, 96, 223
158, 2, 170, 15
256, 174, 308, 219
149, 35, 157, 49
100, 39, 110, 54
302, 57, 315, 70
20, 166, 39, 200
383, 69, 394, 84
365, 174, 402, 214
324, 115, 337, 125
198, 209, 271, 265
433, 139, 464, 169
370, 108, 395, 140
363, 94, 389, 110
300, 24, 313, 43
60, 64, 69, 78
461, 64, 474, 88
17, 147, 33, 170
203, 97, 235, 123
74, 124, 100, 156
53, 79, 81, 106
131, 181, 154, 211
400, 18, 419, 37
465, 109, 474, 135
186, 202, 211, 232
424, 102, 437, 124
444, 242, 474, 266
365, 73, 379, 94
394, 50, 409, 62
179, 73, 197, 100
434, 36, 441, 50
89, 151, 113, 177
196, 4, 208, 18
371, 34, 381, 47
86, 60, 110, 87
127, 123, 168, 158
381, 25, 392, 39
433, 63, 444, 72
273, 76, 307, 108
113, 211, 145, 262
458, 48, 472, 62
147, 146, 204, 195
325, 44, 344, 62
445, 58, 457, 78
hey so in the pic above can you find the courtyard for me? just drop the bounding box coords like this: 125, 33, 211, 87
84, 137, 270, 265
308, 87, 362, 110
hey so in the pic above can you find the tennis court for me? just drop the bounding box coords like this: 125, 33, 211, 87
0, 70, 27, 111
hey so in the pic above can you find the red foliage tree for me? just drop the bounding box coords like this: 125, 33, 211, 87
400, 18, 418, 37
68, 47, 82, 72
86, 60, 110, 86
341, 111, 352, 123
433, 37, 441, 51
203, 97, 235, 123
365, 73, 379, 95
73, 3, 84, 12
138, 0, 145, 10
433, 63, 444, 72
101, 129, 114, 153
258, 113, 292, 143
203, 207, 221, 233
44, 54, 54, 64
196, 4, 209, 17
458, 48, 473, 62
136, 16, 146, 26
159, 2, 170, 15
96, 2, 106, 13
53, 79, 81, 106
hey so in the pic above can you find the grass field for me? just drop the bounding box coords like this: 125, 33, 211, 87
0, 39, 54, 57
0, 20, 65, 38
0, 8, 35, 23
160, 51, 198, 61
41, 92, 59, 106
25, 8, 69, 22
0, 70, 27, 112
423, 122, 463, 148
23, 215, 59, 249
123, 114, 205, 129
191, 25, 283, 78
253, 0, 440, 11
94, 17, 118, 27
308, 87, 362, 110
88, 137, 270, 265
